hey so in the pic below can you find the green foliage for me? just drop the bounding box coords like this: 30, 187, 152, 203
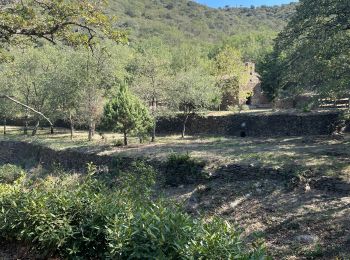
261, 0, 350, 100
164, 153, 206, 186
0, 164, 24, 184
113, 139, 125, 147
109, 0, 295, 49
171, 68, 220, 113
0, 44, 126, 138
222, 31, 277, 63
0, 164, 267, 259
212, 46, 250, 109
0, 0, 127, 47
103, 84, 154, 145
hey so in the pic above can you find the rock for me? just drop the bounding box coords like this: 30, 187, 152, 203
295, 235, 318, 244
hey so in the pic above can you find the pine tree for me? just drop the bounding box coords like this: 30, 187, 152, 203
103, 85, 153, 145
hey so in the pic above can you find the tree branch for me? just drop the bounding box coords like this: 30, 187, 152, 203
0, 94, 54, 132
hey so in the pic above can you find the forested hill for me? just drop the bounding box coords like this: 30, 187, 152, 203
108, 0, 296, 45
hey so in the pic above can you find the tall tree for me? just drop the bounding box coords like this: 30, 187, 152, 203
170, 68, 220, 138
213, 46, 249, 109
262, 0, 350, 101
0, 47, 57, 135
128, 38, 172, 142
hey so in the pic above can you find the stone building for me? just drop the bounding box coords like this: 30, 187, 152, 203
239, 62, 271, 108
218, 62, 271, 110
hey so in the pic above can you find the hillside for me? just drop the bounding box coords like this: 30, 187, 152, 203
109, 0, 297, 45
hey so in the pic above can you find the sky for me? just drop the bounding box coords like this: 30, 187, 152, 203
196, 0, 297, 8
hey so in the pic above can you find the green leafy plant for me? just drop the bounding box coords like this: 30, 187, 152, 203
0, 164, 24, 184
0, 164, 267, 259
164, 153, 206, 186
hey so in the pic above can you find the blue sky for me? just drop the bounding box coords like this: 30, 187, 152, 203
196, 0, 297, 8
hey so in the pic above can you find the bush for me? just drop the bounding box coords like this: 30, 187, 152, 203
0, 165, 267, 259
240, 104, 250, 111
164, 153, 206, 186
113, 139, 124, 147
0, 164, 24, 184
228, 105, 240, 113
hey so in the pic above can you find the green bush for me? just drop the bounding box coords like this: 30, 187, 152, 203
164, 153, 206, 186
0, 164, 267, 259
0, 164, 24, 184
113, 139, 125, 147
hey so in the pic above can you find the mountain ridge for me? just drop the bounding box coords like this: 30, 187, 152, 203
109, 0, 297, 45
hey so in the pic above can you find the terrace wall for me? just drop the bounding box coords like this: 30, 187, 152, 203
156, 111, 345, 137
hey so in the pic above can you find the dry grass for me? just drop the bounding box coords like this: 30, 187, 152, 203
1, 125, 349, 180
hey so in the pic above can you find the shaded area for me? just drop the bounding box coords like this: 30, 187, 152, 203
165, 166, 350, 259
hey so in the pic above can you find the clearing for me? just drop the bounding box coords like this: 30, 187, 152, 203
0, 126, 349, 259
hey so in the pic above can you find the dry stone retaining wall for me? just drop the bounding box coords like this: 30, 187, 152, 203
157, 111, 345, 137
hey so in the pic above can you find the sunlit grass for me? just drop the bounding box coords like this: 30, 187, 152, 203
1, 125, 349, 179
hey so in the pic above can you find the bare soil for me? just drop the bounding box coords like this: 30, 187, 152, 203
164, 169, 350, 259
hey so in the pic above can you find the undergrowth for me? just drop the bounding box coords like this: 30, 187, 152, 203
0, 163, 268, 259
164, 153, 206, 186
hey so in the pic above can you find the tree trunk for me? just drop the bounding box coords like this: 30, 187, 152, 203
3, 118, 6, 135
69, 113, 74, 140
123, 129, 128, 146
182, 114, 189, 139
151, 121, 156, 142
88, 119, 93, 141
91, 121, 96, 137
24, 113, 28, 135
151, 98, 157, 142
32, 120, 40, 136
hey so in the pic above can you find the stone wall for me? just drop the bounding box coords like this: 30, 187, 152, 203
157, 111, 344, 137
0, 141, 141, 172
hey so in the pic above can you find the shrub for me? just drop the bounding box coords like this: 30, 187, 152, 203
228, 105, 240, 113
113, 139, 125, 147
0, 164, 24, 184
164, 153, 206, 186
240, 104, 250, 111
0, 165, 267, 259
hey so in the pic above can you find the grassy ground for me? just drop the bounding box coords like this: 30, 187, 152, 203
1, 125, 349, 259
1, 126, 349, 180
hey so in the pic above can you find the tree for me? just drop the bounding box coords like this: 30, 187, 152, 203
0, 43, 124, 139
128, 37, 172, 142
0, 47, 58, 135
221, 31, 277, 63
0, 98, 17, 135
262, 0, 350, 101
103, 84, 153, 146
0, 0, 126, 47
212, 46, 249, 109
170, 68, 220, 138
0, 0, 127, 136
56, 44, 126, 141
